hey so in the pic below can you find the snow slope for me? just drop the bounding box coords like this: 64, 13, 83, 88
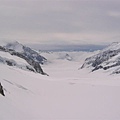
1, 50, 120, 120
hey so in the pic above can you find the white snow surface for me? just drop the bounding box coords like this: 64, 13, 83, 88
0, 51, 120, 120
103, 42, 120, 51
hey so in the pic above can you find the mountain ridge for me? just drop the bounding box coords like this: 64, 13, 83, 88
0, 41, 47, 75
81, 42, 120, 74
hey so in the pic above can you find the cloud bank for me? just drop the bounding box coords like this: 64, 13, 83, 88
0, 0, 120, 45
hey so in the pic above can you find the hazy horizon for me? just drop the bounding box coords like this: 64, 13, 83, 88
27, 43, 107, 52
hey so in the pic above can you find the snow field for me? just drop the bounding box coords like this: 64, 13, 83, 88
0, 51, 120, 119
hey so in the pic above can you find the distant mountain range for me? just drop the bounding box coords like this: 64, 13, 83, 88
28, 43, 107, 52
1, 41, 120, 75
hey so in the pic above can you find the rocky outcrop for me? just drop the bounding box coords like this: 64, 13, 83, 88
0, 83, 5, 96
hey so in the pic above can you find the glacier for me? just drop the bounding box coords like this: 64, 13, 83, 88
0, 42, 120, 120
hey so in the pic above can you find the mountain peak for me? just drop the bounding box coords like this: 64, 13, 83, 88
5, 41, 24, 52
0, 41, 47, 75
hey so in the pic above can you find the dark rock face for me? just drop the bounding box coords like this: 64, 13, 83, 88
0, 83, 5, 96
0, 46, 6, 52
6, 60, 16, 66
92, 65, 103, 72
23, 46, 46, 64
81, 43, 120, 74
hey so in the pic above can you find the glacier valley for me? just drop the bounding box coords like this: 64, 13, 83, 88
0, 42, 120, 120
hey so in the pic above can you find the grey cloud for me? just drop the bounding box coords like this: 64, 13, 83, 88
0, 0, 120, 45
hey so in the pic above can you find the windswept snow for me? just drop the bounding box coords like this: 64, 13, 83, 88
0, 50, 120, 120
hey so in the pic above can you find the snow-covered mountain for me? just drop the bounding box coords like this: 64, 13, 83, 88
1, 42, 120, 119
0, 41, 47, 75
81, 42, 120, 74
5, 41, 47, 64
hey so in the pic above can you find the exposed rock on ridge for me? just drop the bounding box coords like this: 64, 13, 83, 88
0, 42, 47, 75
81, 42, 120, 74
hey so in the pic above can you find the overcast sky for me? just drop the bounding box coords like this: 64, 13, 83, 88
0, 0, 120, 45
